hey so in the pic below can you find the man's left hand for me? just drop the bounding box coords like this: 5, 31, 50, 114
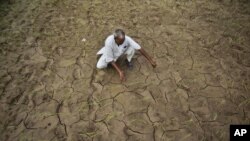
151, 60, 157, 68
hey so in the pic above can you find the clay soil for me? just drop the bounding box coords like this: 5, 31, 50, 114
0, 0, 250, 141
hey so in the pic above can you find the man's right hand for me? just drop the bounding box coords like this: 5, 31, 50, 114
111, 61, 126, 82
119, 71, 126, 82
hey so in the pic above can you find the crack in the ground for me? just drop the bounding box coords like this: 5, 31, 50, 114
148, 90, 156, 103
55, 100, 68, 136
23, 112, 37, 130
119, 120, 145, 135
187, 46, 194, 70
1, 1, 249, 140
188, 107, 206, 138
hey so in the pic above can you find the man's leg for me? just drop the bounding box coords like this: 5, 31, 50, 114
96, 54, 108, 69
124, 47, 135, 69
125, 47, 135, 62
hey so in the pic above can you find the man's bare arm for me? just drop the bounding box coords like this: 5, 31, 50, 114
139, 48, 157, 68
111, 61, 125, 81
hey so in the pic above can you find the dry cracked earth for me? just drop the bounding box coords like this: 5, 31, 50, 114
0, 0, 250, 141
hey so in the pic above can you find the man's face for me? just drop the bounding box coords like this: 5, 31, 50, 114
115, 36, 125, 45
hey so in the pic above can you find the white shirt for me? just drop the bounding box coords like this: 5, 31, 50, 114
98, 35, 141, 63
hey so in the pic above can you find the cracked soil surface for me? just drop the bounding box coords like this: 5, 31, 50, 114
0, 0, 250, 141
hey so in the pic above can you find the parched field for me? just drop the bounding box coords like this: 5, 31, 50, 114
0, 0, 249, 140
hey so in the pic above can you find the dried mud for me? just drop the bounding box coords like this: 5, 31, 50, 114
0, 0, 250, 141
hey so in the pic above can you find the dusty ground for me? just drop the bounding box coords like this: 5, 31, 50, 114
0, 0, 250, 141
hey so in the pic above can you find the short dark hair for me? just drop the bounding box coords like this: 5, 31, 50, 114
114, 29, 125, 39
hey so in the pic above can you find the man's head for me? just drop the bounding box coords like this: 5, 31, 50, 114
114, 29, 125, 45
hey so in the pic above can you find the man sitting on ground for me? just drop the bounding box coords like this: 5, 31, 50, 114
96, 29, 156, 81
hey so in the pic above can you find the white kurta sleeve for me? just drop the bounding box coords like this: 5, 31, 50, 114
104, 37, 115, 63
126, 36, 141, 50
